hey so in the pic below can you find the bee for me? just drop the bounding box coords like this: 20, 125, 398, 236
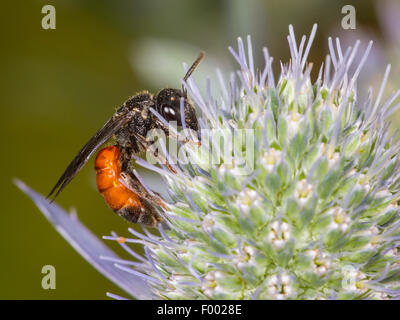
47, 52, 204, 226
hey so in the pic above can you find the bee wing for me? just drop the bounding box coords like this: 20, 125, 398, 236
47, 112, 132, 202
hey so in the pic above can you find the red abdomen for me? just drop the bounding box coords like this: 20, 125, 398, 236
95, 146, 142, 212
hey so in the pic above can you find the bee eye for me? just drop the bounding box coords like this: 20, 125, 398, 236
161, 104, 178, 122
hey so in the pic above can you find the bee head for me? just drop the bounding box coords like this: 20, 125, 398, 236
154, 52, 205, 135
155, 88, 199, 133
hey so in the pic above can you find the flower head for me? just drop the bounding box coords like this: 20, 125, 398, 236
18, 24, 400, 299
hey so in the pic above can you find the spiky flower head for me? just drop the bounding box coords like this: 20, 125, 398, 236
18, 24, 400, 299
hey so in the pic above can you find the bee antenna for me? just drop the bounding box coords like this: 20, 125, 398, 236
182, 51, 205, 97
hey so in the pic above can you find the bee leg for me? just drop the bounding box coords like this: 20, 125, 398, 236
119, 171, 168, 211
157, 122, 201, 146
116, 171, 164, 226
118, 198, 163, 226
161, 157, 177, 174
135, 133, 178, 174
144, 140, 178, 174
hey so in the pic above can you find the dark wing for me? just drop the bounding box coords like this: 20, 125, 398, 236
47, 112, 132, 202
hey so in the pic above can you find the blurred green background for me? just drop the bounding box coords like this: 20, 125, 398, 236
1, 0, 399, 299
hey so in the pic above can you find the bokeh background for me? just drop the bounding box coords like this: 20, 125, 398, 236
2, 0, 400, 299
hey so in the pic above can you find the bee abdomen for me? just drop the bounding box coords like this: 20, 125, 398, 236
95, 146, 142, 212
94, 145, 162, 226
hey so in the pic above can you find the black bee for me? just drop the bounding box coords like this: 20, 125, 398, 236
47, 52, 204, 226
